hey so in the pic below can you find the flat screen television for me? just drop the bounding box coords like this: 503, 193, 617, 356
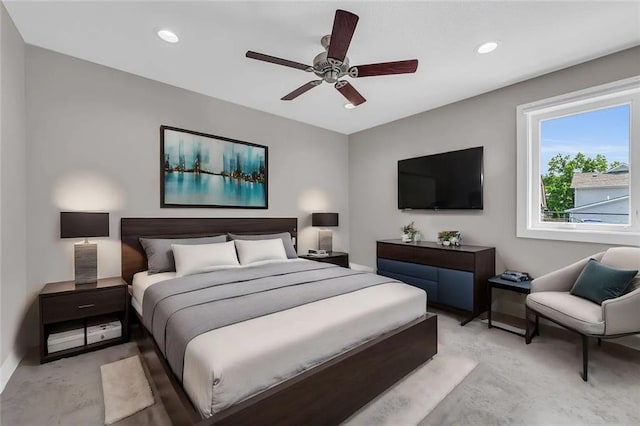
398, 146, 483, 210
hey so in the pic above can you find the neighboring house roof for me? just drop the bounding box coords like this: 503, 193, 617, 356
571, 171, 629, 189
565, 195, 629, 212
606, 163, 629, 174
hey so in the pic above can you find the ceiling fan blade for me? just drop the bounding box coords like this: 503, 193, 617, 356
281, 80, 323, 101
327, 9, 359, 64
335, 81, 366, 106
246, 51, 311, 71
349, 59, 418, 78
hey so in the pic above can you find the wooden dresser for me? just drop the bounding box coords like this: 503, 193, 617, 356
377, 240, 495, 325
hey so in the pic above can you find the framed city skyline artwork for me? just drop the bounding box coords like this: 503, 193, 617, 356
160, 126, 268, 208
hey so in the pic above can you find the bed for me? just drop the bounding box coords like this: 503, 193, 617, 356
122, 217, 438, 425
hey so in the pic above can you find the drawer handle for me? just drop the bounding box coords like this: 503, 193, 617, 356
77, 304, 95, 309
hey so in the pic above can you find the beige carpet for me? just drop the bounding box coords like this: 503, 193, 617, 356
5, 312, 638, 426
100, 355, 154, 425
345, 353, 477, 425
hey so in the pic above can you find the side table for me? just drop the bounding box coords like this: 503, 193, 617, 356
487, 275, 533, 337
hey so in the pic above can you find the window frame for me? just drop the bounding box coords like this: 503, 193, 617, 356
516, 76, 640, 246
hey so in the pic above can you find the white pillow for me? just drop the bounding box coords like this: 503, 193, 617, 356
172, 241, 239, 277
234, 238, 288, 265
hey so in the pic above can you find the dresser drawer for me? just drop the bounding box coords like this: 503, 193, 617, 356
41, 287, 125, 324
412, 248, 475, 272
438, 268, 474, 311
377, 258, 438, 281
377, 242, 415, 262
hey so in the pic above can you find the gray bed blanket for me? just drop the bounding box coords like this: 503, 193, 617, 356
142, 260, 399, 380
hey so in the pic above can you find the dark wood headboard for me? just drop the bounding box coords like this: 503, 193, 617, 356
120, 217, 298, 284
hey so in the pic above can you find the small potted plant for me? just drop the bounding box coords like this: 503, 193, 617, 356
438, 231, 461, 246
401, 222, 418, 243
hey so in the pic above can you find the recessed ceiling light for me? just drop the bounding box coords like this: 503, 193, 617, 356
344, 103, 356, 109
477, 41, 498, 54
157, 29, 179, 43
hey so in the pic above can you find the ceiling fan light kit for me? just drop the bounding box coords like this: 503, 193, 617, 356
245, 9, 419, 107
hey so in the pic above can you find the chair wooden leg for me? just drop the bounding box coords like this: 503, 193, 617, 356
597, 337, 602, 347
582, 335, 589, 382
535, 315, 540, 336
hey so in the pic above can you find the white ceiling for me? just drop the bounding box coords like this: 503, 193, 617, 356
5, 1, 640, 134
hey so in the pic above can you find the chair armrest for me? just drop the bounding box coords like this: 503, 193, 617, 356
530, 252, 604, 293
602, 287, 640, 335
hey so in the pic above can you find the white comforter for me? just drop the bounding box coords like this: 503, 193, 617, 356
132, 260, 427, 418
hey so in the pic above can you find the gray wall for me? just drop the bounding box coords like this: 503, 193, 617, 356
0, 3, 28, 389
349, 46, 640, 314
24, 46, 349, 345
4, 27, 638, 382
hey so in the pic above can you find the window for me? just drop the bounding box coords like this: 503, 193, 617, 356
517, 77, 640, 246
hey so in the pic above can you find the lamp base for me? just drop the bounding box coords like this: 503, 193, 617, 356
318, 230, 333, 252
75, 243, 97, 285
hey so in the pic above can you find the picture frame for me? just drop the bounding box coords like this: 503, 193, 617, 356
160, 125, 268, 208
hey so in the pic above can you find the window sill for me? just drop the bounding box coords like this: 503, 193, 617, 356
517, 226, 640, 246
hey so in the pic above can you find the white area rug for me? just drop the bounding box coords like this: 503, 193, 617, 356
344, 354, 477, 425
100, 355, 155, 425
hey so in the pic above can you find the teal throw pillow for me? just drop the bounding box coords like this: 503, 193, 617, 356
570, 259, 638, 305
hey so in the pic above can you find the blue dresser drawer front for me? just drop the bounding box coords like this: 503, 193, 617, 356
377, 270, 438, 303
438, 268, 474, 311
377, 258, 438, 281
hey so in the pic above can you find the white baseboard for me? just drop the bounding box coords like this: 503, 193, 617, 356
0, 349, 22, 394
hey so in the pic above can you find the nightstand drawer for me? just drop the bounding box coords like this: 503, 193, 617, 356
41, 288, 124, 324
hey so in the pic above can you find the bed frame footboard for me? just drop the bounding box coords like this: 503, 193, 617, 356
134, 313, 437, 426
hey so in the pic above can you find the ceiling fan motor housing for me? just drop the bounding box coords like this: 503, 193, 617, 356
312, 52, 349, 83
313, 36, 350, 83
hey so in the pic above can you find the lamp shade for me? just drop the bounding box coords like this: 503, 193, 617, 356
312, 212, 339, 227
60, 212, 109, 238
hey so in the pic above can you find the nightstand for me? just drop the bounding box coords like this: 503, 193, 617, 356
299, 251, 349, 268
487, 275, 533, 337
39, 276, 129, 363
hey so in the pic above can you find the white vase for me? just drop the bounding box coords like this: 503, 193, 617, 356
401, 233, 412, 243
443, 240, 451, 246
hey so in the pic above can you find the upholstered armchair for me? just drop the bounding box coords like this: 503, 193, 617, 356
525, 247, 640, 381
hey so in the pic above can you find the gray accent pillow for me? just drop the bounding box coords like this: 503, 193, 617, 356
228, 232, 297, 259
139, 235, 227, 274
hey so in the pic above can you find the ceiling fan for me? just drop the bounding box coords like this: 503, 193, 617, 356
245, 9, 418, 107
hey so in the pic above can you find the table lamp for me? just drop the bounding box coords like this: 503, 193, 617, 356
312, 212, 339, 252
60, 212, 109, 284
